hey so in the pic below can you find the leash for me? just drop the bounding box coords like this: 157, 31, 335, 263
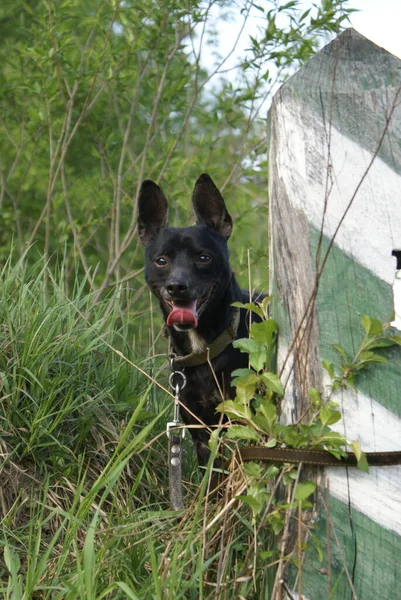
167, 361, 186, 510
208, 446, 401, 495
238, 446, 401, 466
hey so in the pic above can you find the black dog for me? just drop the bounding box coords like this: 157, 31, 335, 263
138, 174, 262, 465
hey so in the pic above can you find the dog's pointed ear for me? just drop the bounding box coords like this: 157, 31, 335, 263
138, 180, 169, 244
192, 174, 233, 240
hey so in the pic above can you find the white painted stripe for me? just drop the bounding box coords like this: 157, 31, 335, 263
327, 464, 401, 536
329, 375, 401, 451
278, 344, 401, 535
328, 378, 401, 535
275, 101, 401, 287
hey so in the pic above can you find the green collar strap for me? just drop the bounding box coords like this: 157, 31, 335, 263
169, 308, 240, 369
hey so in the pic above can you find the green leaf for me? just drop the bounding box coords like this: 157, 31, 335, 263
266, 465, 280, 478
237, 494, 264, 513
357, 452, 369, 473
208, 428, 220, 450
300, 8, 312, 21
320, 431, 347, 444
359, 351, 388, 365
225, 425, 260, 441
84, 511, 99, 596
281, 426, 300, 447
259, 400, 277, 428
4, 545, 21, 574
261, 372, 284, 395
231, 301, 264, 319
260, 295, 272, 318
232, 371, 259, 386
114, 583, 140, 600
364, 338, 398, 350
268, 510, 285, 535
231, 369, 259, 387
252, 413, 274, 434
216, 400, 252, 420
320, 405, 342, 426
294, 480, 316, 501
324, 446, 348, 460
280, 1, 297, 9
350, 439, 362, 462
244, 462, 263, 478
309, 387, 322, 406
259, 550, 275, 560
233, 338, 264, 354
250, 319, 277, 345
249, 349, 268, 372
285, 469, 299, 481
361, 315, 383, 336
332, 344, 349, 360
236, 378, 257, 403
237, 482, 269, 516
270, 517, 284, 535
231, 368, 255, 379
321, 360, 334, 379
351, 440, 369, 473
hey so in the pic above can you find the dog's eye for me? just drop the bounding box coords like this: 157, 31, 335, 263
198, 254, 211, 263
155, 256, 168, 267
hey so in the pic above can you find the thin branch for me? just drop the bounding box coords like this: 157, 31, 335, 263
61, 163, 94, 290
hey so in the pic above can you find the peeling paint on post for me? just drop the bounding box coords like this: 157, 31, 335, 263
269, 28, 401, 600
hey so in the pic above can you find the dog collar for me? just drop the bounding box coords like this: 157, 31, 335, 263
168, 308, 240, 369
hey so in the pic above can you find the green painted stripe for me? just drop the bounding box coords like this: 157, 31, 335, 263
310, 227, 401, 418
281, 29, 401, 178
298, 495, 401, 600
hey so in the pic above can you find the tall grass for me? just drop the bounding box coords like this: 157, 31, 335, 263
0, 252, 274, 599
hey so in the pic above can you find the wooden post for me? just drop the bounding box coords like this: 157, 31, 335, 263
269, 28, 401, 599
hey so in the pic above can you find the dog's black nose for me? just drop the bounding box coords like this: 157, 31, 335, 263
166, 281, 189, 295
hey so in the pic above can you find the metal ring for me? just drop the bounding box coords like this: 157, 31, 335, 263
169, 370, 187, 391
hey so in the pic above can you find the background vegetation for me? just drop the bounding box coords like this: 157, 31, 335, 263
0, 1, 354, 597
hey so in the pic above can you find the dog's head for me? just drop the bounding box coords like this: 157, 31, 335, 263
138, 174, 233, 331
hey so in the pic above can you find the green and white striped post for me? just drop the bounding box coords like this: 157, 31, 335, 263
269, 28, 401, 599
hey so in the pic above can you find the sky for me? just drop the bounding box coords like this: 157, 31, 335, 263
350, 0, 401, 58
198, 1, 401, 76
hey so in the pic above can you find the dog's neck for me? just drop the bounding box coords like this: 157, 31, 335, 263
166, 274, 242, 358
187, 329, 207, 354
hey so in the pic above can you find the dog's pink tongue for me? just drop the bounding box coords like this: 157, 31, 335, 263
167, 301, 198, 328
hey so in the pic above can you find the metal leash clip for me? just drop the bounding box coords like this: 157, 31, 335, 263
167, 362, 186, 509
166, 366, 186, 439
